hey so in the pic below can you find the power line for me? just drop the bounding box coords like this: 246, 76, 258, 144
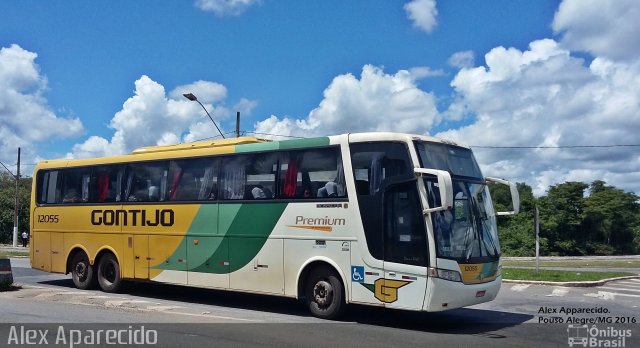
471, 144, 640, 149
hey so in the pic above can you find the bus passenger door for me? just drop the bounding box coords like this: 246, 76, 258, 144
32, 232, 51, 272
229, 237, 284, 294
382, 182, 429, 310
50, 233, 65, 273
148, 235, 188, 284
133, 235, 149, 279
187, 236, 229, 289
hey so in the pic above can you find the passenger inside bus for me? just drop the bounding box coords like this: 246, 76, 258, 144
317, 181, 342, 198
62, 189, 80, 203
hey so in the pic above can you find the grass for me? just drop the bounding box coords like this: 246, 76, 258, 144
502, 268, 636, 282
0, 251, 29, 258
503, 260, 640, 268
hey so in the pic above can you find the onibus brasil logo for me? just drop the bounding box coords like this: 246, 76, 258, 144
567, 324, 632, 347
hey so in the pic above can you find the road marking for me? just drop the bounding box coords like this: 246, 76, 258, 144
584, 291, 616, 300
546, 288, 569, 297
510, 284, 530, 292
104, 300, 150, 307
616, 281, 640, 287
585, 291, 640, 299
146, 305, 185, 311
598, 286, 640, 293
34, 293, 58, 298
167, 311, 263, 322
61, 291, 93, 295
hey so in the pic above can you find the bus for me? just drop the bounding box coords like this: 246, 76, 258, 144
30, 132, 519, 319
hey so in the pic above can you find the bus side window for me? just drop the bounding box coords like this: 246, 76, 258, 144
61, 168, 91, 204
168, 158, 217, 202
126, 162, 169, 202
350, 142, 413, 261
384, 182, 427, 267
38, 170, 61, 204
279, 147, 346, 199
221, 156, 248, 200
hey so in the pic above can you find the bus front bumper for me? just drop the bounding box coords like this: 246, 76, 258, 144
423, 275, 502, 312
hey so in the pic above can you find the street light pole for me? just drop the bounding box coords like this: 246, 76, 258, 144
0, 147, 20, 247
14, 147, 20, 248
182, 93, 225, 139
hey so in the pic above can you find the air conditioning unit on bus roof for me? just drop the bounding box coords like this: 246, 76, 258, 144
130, 137, 270, 155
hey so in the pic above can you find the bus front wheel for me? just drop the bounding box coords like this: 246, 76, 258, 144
305, 267, 345, 320
71, 251, 96, 290
97, 253, 122, 293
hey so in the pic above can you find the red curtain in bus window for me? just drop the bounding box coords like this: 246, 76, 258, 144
282, 157, 299, 197
169, 169, 183, 200
98, 173, 109, 202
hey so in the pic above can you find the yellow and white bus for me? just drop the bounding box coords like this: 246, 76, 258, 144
30, 132, 519, 319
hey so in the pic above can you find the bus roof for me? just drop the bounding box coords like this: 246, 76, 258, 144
34, 132, 466, 170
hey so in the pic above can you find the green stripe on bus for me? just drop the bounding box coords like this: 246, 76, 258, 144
278, 137, 330, 149
235, 142, 280, 153
158, 203, 287, 273
234, 137, 330, 153
222, 203, 287, 273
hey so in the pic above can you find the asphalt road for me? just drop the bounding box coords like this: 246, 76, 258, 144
1, 258, 638, 347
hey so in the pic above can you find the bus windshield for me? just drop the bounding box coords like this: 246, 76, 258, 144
415, 142, 500, 263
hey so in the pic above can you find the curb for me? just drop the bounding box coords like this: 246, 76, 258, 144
502, 275, 640, 287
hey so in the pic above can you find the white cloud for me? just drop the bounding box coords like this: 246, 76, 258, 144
70, 75, 255, 158
254, 65, 440, 139
448, 51, 475, 69
0, 44, 84, 168
437, 38, 640, 195
404, 0, 438, 33
168, 80, 227, 104
553, 0, 640, 62
408, 66, 445, 79
233, 98, 258, 116
195, 0, 261, 16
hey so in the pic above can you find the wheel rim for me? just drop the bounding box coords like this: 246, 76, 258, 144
102, 261, 116, 284
75, 261, 88, 281
313, 280, 334, 309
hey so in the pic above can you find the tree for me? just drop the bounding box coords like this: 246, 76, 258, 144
0, 172, 32, 244
490, 182, 545, 256
583, 180, 640, 254
536, 182, 589, 255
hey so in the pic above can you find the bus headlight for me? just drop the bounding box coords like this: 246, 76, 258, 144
429, 267, 462, 282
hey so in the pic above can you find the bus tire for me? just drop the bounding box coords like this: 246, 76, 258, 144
71, 251, 96, 290
305, 266, 345, 320
97, 253, 122, 293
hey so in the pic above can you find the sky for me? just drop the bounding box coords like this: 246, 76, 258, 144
1, 0, 639, 196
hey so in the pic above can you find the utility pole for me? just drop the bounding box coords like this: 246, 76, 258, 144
535, 205, 540, 272
12, 147, 20, 247
236, 112, 240, 138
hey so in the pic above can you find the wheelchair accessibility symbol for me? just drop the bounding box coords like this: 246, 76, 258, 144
351, 266, 365, 283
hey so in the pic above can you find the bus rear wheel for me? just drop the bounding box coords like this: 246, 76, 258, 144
97, 253, 122, 293
305, 267, 344, 320
71, 251, 96, 290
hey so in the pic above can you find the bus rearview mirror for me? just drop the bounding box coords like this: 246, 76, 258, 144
485, 177, 520, 215
414, 168, 453, 214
